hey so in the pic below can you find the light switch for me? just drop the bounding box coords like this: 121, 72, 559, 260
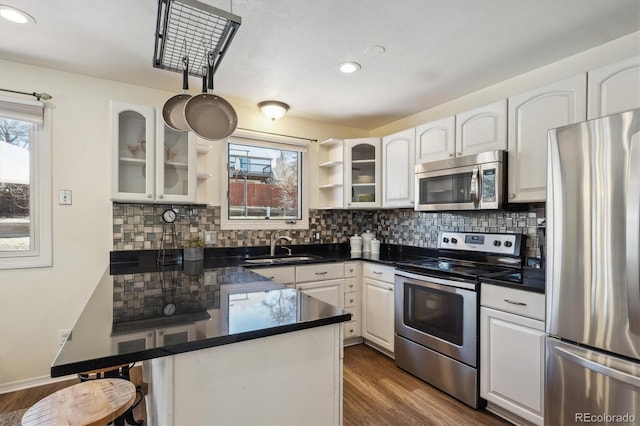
59, 190, 72, 205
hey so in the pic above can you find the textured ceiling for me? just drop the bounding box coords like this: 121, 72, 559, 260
0, 0, 638, 130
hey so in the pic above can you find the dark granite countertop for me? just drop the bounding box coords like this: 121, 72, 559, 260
53, 243, 539, 377
479, 266, 546, 294
51, 264, 351, 377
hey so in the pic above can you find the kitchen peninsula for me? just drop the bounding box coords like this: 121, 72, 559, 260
51, 258, 351, 426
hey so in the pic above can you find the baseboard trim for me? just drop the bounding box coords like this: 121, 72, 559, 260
0, 374, 77, 394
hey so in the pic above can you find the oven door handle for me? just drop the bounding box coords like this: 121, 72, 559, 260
395, 269, 476, 291
470, 166, 479, 207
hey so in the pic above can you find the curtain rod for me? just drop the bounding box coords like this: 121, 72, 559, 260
236, 127, 317, 143
0, 88, 53, 101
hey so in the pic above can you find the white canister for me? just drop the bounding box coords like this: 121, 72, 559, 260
350, 234, 362, 253
370, 238, 380, 254
362, 230, 375, 252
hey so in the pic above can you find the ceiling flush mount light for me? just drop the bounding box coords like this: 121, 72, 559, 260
258, 101, 289, 121
0, 4, 36, 24
338, 62, 361, 74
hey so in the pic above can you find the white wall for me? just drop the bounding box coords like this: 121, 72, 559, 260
369, 32, 640, 136
1, 30, 638, 390
0, 60, 366, 389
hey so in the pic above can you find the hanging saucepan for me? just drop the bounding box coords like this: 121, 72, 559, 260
183, 51, 238, 140
162, 57, 192, 131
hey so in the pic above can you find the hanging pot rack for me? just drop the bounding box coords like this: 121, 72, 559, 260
153, 0, 241, 80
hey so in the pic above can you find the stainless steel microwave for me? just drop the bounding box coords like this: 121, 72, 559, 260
415, 151, 505, 211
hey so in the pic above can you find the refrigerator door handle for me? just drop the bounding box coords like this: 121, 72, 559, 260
627, 133, 640, 336
555, 344, 640, 388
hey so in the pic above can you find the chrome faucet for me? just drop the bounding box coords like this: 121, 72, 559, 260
270, 232, 292, 256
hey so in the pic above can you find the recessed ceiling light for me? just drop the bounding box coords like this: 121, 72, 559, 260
338, 62, 361, 74
0, 4, 36, 24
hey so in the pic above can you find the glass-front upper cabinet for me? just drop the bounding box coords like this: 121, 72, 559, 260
111, 101, 156, 202
345, 138, 381, 208
110, 101, 197, 203
155, 119, 196, 203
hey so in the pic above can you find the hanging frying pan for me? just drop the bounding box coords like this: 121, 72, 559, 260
184, 52, 237, 141
162, 57, 191, 131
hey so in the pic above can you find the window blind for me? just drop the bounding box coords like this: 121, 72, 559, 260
0, 96, 45, 125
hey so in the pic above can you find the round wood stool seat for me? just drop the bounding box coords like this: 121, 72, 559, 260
21, 378, 136, 426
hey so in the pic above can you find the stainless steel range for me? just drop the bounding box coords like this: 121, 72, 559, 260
394, 231, 524, 408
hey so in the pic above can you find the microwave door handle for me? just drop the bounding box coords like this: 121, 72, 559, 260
627, 133, 640, 336
470, 166, 479, 207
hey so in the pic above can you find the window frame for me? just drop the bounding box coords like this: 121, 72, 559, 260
0, 100, 52, 269
220, 131, 309, 231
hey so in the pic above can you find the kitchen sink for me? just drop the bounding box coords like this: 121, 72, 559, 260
244, 255, 322, 264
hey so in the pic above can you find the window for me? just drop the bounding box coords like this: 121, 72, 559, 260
221, 131, 309, 230
0, 96, 51, 269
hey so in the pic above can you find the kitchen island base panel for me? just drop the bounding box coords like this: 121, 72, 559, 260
144, 323, 343, 426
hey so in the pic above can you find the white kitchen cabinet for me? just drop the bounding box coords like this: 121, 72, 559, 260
111, 101, 156, 201
362, 263, 395, 354
318, 138, 345, 209
507, 74, 587, 202
588, 56, 640, 119
455, 100, 507, 156
296, 279, 344, 309
111, 100, 199, 203
345, 138, 381, 208
343, 262, 361, 341
382, 129, 415, 208
415, 116, 456, 163
480, 284, 545, 426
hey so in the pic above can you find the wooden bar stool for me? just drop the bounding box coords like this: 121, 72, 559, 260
21, 378, 136, 426
77, 364, 144, 426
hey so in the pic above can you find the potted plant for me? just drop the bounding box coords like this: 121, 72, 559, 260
183, 234, 204, 262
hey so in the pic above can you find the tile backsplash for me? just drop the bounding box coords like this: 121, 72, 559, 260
113, 203, 545, 259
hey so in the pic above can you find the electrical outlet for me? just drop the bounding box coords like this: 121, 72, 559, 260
59, 329, 72, 346
205, 231, 217, 245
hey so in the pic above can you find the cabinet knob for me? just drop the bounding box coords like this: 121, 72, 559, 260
158, 194, 164, 199
449, 153, 454, 157
456, 152, 462, 156
349, 299, 354, 303
350, 328, 354, 333
509, 193, 516, 199
388, 287, 393, 291
146, 194, 152, 198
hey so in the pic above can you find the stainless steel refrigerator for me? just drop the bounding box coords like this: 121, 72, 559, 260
546, 108, 640, 425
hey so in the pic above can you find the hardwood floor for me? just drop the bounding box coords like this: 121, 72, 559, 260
2, 346, 506, 425
344, 344, 509, 426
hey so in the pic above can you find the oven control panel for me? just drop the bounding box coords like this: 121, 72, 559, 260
439, 231, 519, 255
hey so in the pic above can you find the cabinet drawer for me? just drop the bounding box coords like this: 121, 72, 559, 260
345, 306, 359, 323
344, 262, 359, 278
344, 277, 358, 292
251, 266, 295, 284
362, 262, 395, 283
344, 291, 358, 308
481, 284, 545, 321
296, 263, 344, 282
344, 320, 360, 338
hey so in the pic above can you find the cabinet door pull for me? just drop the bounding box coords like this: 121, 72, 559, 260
315, 271, 328, 275
388, 287, 393, 291
373, 271, 383, 275
504, 299, 527, 306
